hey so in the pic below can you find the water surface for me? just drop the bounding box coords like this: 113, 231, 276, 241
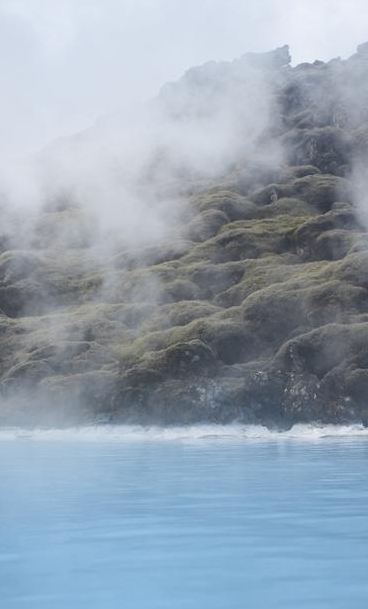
1, 424, 368, 608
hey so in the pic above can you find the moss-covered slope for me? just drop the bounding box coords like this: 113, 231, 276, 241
2, 44, 368, 427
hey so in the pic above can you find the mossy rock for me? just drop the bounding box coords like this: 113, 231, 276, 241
186, 209, 229, 241
2, 359, 56, 390
344, 368, 368, 408
283, 126, 352, 174
333, 251, 368, 288
290, 174, 352, 212
0, 250, 43, 283
37, 370, 119, 422
275, 322, 368, 378
113, 240, 193, 270
186, 261, 246, 300
193, 190, 258, 220
140, 339, 218, 378
183, 215, 305, 264
257, 197, 314, 218
278, 164, 322, 180
142, 300, 222, 331
214, 255, 302, 307
314, 230, 363, 261
293, 209, 363, 260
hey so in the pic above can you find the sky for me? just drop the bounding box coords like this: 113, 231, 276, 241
1, 0, 368, 160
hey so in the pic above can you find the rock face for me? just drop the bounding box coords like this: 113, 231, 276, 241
240, 45, 292, 69
2, 44, 368, 427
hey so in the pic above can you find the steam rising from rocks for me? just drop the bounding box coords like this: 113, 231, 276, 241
2, 43, 368, 428
0, 48, 288, 251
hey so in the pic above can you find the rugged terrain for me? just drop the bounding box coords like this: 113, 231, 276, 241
2, 44, 368, 427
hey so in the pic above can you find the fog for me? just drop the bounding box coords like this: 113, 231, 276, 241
1, 0, 368, 160
0, 43, 285, 251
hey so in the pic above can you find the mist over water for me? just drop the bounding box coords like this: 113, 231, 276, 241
2, 423, 368, 442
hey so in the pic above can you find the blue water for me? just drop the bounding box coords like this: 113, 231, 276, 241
1, 425, 368, 608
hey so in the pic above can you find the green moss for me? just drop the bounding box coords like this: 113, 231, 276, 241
185, 260, 246, 300
214, 256, 305, 307
186, 210, 229, 242
275, 322, 368, 378
142, 300, 222, 331
332, 251, 368, 288
257, 197, 315, 218
192, 190, 258, 220
291, 174, 352, 211
249, 174, 351, 212
182, 214, 308, 265
113, 240, 193, 270
138, 339, 218, 378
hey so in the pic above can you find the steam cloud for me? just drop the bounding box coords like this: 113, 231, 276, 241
0, 53, 282, 250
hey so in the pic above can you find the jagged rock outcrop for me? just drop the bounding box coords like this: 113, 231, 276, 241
2, 43, 368, 427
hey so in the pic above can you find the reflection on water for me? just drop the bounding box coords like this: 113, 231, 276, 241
1, 427, 368, 608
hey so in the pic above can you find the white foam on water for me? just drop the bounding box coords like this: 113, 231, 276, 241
0, 423, 368, 443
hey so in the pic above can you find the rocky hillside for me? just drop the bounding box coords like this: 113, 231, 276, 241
2, 44, 368, 427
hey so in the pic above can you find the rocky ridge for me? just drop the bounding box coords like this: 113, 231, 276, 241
2, 44, 368, 427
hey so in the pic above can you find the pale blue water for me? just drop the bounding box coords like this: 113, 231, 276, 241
1, 425, 368, 608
